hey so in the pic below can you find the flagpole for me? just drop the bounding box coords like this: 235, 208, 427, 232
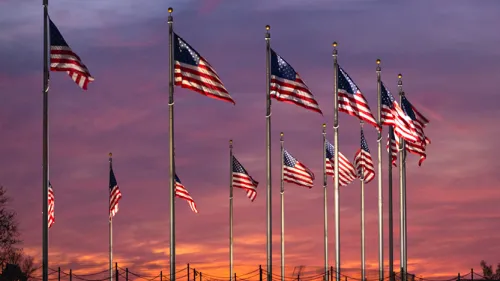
359, 123, 365, 281
265, 24, 273, 281
167, 7, 176, 281
322, 123, 328, 281
280, 132, 285, 281
388, 125, 395, 281
229, 140, 234, 281
397, 74, 406, 281
332, 41, 341, 281
42, 0, 50, 280
375, 59, 384, 281
109, 153, 113, 281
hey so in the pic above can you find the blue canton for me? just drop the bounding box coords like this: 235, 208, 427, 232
270, 49, 296, 80
326, 140, 335, 159
401, 96, 417, 121
338, 66, 360, 95
381, 82, 395, 108
361, 130, 370, 153
283, 150, 297, 168
175, 174, 181, 184
49, 19, 70, 47
173, 33, 201, 66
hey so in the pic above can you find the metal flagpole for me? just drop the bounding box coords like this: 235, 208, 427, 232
229, 140, 234, 281
280, 132, 285, 281
109, 153, 113, 281
42, 0, 50, 280
167, 7, 176, 281
388, 126, 394, 281
265, 24, 273, 281
332, 41, 341, 281
397, 74, 406, 281
322, 123, 328, 281
375, 59, 384, 281
360, 124, 365, 281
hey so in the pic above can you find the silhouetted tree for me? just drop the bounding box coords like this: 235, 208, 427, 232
480, 260, 500, 280
0, 186, 36, 280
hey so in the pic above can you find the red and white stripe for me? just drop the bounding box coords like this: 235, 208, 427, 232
283, 152, 314, 188
387, 131, 398, 167
174, 58, 234, 104
326, 155, 357, 186
270, 75, 322, 114
175, 181, 198, 214
50, 46, 94, 90
354, 149, 375, 184
382, 102, 419, 143
232, 173, 258, 202
387, 132, 427, 166
48, 183, 55, 228
109, 185, 122, 218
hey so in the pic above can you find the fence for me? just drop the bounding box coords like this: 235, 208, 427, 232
25, 265, 491, 281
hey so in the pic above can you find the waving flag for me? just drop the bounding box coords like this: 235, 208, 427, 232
232, 155, 258, 201
401, 96, 430, 145
48, 181, 55, 228
387, 128, 427, 166
380, 82, 419, 143
387, 128, 398, 167
175, 174, 198, 213
354, 129, 375, 183
283, 150, 314, 188
109, 167, 122, 218
173, 33, 234, 104
49, 19, 94, 90
325, 140, 357, 186
337, 66, 379, 131
270, 49, 322, 114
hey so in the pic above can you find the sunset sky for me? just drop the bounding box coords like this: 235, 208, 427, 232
1, 0, 500, 279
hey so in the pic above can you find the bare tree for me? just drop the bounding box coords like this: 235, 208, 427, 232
480, 260, 500, 280
0, 186, 36, 280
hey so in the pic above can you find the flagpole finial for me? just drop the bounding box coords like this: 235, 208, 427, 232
333, 42, 337, 47
168, 7, 173, 13
322, 123, 326, 128
266, 25, 270, 31
376, 59, 381, 65
229, 139, 233, 145
398, 73, 402, 79
109, 152, 112, 157
280, 132, 284, 137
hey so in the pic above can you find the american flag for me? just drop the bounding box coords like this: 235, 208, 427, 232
401, 96, 430, 145
337, 66, 380, 131
173, 33, 235, 104
380, 82, 419, 143
48, 181, 55, 228
109, 167, 122, 218
387, 128, 398, 167
49, 19, 94, 90
354, 129, 375, 183
270, 49, 322, 114
283, 150, 314, 188
387, 128, 427, 166
232, 155, 258, 201
175, 174, 198, 213
325, 140, 357, 186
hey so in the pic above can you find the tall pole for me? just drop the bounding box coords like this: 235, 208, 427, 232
332, 41, 341, 281
360, 124, 365, 281
42, 0, 49, 280
109, 153, 114, 281
397, 74, 406, 281
375, 59, 384, 281
280, 132, 285, 281
167, 7, 176, 281
229, 140, 234, 281
265, 24, 273, 281
322, 123, 328, 281
388, 126, 394, 281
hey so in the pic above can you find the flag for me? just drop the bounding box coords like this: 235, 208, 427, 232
283, 150, 314, 188
400, 96, 430, 145
270, 49, 322, 114
109, 167, 122, 218
354, 129, 375, 183
232, 155, 258, 201
49, 19, 94, 90
173, 33, 235, 104
175, 174, 198, 213
337, 66, 379, 131
48, 181, 55, 228
325, 140, 357, 186
380, 82, 419, 143
387, 128, 398, 167
387, 129, 427, 166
